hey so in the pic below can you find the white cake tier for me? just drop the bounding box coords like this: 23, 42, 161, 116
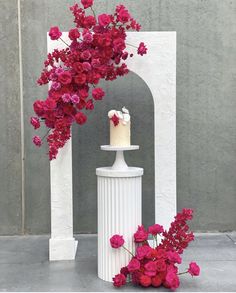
110, 120, 130, 146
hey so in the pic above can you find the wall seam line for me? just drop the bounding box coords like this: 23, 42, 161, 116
17, 0, 25, 235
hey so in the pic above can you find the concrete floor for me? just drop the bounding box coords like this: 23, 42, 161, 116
0, 233, 235, 291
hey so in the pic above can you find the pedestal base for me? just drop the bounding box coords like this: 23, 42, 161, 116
97, 167, 143, 282
49, 238, 78, 261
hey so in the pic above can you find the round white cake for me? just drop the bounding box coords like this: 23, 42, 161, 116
108, 107, 131, 146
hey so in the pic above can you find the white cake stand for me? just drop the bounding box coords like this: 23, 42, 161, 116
100, 145, 139, 170
96, 145, 143, 282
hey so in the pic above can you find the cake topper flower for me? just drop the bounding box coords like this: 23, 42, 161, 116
31, 1, 147, 160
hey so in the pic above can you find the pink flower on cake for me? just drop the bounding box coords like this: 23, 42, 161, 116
148, 224, 164, 235
49, 26, 62, 40
137, 42, 148, 56
111, 114, 119, 126
32, 135, 42, 147
134, 225, 148, 243
30, 117, 40, 130
110, 234, 124, 248
188, 262, 200, 276
85, 99, 94, 110
113, 273, 126, 287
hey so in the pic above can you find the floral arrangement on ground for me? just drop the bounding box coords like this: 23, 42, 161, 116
30, 0, 147, 160
110, 208, 200, 290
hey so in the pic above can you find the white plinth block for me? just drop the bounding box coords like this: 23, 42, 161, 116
49, 138, 78, 261
97, 167, 143, 282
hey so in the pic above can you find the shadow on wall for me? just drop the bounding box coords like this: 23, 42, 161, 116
72, 71, 155, 233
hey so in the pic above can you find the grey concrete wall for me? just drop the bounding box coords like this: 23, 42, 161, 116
0, 0, 235, 234
0, 0, 22, 235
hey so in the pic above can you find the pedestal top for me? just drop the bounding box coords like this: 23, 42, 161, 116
100, 145, 139, 151
96, 167, 143, 178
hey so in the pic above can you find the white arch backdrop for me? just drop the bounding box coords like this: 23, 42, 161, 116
48, 32, 176, 261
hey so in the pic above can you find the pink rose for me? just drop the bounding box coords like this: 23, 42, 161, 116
33, 135, 42, 147
120, 267, 129, 277
148, 224, 164, 235
156, 259, 167, 272
74, 73, 87, 85
98, 14, 112, 26
81, 0, 93, 9
45, 98, 56, 110
83, 32, 93, 43
92, 88, 105, 100
58, 71, 72, 85
81, 50, 91, 60
68, 28, 80, 40
188, 262, 200, 276
137, 42, 147, 56
82, 62, 91, 72
110, 234, 124, 248
85, 99, 94, 110
62, 93, 71, 103
134, 225, 148, 243
167, 251, 182, 264
33, 100, 44, 116
144, 261, 157, 277
151, 275, 162, 287
73, 62, 83, 73
30, 117, 40, 129
127, 258, 140, 272
136, 245, 152, 260
165, 271, 180, 290
139, 274, 151, 287
49, 26, 62, 40
75, 112, 87, 125
112, 273, 126, 287
78, 88, 89, 99
71, 94, 80, 104
51, 81, 61, 91
91, 58, 101, 68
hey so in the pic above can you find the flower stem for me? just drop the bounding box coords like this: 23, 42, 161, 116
122, 245, 135, 257
42, 129, 51, 141
126, 43, 138, 49
90, 6, 96, 19
178, 271, 188, 275
59, 37, 70, 47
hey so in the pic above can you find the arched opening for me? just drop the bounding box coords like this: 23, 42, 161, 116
72, 72, 155, 233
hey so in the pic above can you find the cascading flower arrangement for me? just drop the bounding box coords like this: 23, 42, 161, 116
110, 209, 200, 290
30, 0, 147, 160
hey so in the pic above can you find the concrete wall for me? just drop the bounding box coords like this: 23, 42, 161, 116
0, 0, 235, 234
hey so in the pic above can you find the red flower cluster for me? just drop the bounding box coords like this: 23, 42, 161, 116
110, 209, 200, 290
31, 1, 147, 160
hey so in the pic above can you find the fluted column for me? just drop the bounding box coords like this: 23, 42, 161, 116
96, 167, 143, 282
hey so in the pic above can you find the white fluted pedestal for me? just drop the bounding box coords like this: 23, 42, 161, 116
96, 146, 143, 282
